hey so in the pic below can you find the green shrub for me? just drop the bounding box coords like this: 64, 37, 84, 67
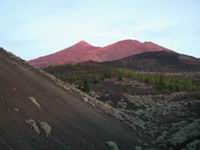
45, 64, 200, 95
103, 67, 113, 79
82, 80, 91, 93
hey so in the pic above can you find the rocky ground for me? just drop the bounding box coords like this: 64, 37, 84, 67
44, 60, 200, 149
87, 78, 200, 149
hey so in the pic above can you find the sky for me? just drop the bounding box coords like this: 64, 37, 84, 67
0, 0, 200, 60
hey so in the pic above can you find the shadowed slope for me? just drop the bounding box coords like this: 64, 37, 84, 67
104, 51, 200, 72
0, 48, 138, 150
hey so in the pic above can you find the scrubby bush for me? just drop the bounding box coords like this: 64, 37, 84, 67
112, 68, 200, 94
82, 80, 91, 93
45, 64, 200, 95
103, 66, 113, 79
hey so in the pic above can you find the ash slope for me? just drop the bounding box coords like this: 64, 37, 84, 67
0, 48, 137, 150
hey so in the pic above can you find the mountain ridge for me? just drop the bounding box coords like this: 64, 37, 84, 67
29, 39, 169, 68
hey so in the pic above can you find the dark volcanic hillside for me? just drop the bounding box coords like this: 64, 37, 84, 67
0, 48, 139, 150
104, 51, 200, 72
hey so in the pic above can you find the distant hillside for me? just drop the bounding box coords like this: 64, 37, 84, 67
103, 51, 200, 72
29, 39, 169, 68
29, 41, 99, 68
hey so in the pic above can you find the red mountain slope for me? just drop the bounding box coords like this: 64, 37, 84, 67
92, 40, 169, 62
29, 39, 169, 68
29, 41, 99, 67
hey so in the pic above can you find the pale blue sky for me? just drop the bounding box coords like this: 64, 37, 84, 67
0, 0, 200, 60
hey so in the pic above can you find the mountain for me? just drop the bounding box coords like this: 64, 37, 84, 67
29, 41, 99, 68
0, 48, 138, 150
29, 39, 169, 68
92, 40, 169, 62
178, 54, 200, 65
104, 51, 200, 72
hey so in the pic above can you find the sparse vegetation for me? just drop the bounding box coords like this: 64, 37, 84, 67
82, 80, 91, 93
126, 71, 198, 92
103, 66, 113, 79
45, 65, 200, 97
